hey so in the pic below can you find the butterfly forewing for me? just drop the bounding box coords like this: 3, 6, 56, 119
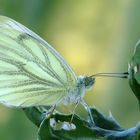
0, 16, 77, 107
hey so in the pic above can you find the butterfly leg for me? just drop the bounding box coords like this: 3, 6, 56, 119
80, 98, 95, 126
39, 104, 56, 129
70, 101, 80, 123
46, 104, 56, 117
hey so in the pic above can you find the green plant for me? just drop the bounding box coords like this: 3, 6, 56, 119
23, 41, 140, 140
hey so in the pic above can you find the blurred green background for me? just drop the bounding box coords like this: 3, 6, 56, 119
0, 0, 140, 140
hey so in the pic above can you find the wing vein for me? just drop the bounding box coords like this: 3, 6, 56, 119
18, 35, 65, 85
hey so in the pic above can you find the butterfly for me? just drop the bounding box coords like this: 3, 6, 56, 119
0, 16, 96, 124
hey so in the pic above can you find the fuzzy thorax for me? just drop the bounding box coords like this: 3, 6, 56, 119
62, 76, 95, 105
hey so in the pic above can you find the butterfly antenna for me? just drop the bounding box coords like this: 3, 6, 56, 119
90, 72, 129, 78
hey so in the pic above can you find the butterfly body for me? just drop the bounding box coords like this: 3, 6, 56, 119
62, 76, 95, 105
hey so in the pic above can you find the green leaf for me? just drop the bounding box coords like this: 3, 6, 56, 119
38, 113, 104, 140
90, 107, 124, 131
128, 40, 140, 105
23, 107, 140, 140
23, 107, 46, 127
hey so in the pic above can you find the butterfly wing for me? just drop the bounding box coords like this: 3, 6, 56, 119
0, 16, 77, 107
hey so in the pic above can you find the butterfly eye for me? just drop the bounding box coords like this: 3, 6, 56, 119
84, 77, 95, 89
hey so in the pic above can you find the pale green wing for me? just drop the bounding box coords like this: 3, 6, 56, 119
0, 16, 77, 107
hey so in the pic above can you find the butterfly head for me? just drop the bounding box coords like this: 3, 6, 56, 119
77, 76, 95, 90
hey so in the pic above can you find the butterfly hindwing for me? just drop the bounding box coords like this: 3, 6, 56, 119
0, 16, 77, 107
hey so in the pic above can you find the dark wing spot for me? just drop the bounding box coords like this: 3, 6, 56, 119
18, 33, 30, 41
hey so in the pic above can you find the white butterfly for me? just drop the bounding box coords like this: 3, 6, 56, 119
0, 16, 95, 123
